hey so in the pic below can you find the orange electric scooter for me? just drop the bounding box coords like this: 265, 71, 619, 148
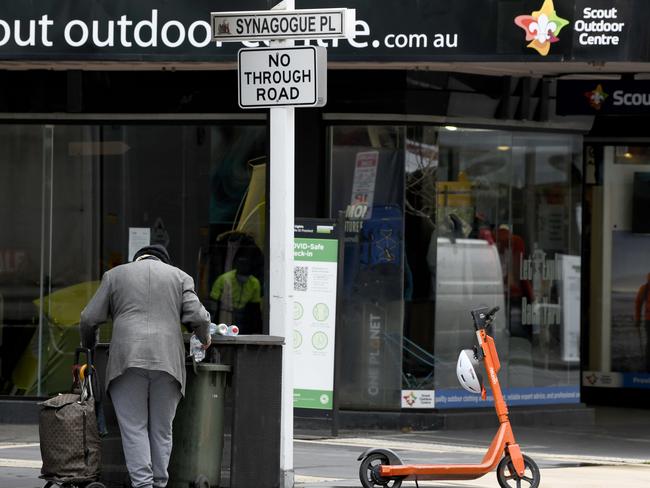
357, 306, 541, 488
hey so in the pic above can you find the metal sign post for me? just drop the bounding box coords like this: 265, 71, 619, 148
269, 5, 295, 486
210, 3, 355, 486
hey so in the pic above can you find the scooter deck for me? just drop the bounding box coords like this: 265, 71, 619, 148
380, 462, 497, 481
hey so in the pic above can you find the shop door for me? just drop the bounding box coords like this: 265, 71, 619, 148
585, 144, 650, 400
0, 125, 100, 397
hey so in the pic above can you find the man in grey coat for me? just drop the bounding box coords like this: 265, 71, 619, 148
80, 244, 211, 488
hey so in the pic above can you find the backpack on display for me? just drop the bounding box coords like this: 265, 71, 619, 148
359, 204, 403, 269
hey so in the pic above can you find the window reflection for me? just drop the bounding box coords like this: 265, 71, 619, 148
0, 124, 266, 397
330, 125, 582, 409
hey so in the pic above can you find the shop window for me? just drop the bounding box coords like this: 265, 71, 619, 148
0, 123, 266, 397
591, 145, 650, 384
329, 125, 582, 410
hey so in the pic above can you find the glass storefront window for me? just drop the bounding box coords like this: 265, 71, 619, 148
329, 125, 582, 410
605, 146, 650, 375
0, 123, 266, 397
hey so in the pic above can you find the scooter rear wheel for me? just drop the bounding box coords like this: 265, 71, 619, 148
359, 453, 402, 488
496, 454, 540, 488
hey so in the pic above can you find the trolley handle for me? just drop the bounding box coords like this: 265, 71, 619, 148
74, 347, 94, 368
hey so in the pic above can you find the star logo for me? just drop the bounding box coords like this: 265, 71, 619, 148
584, 84, 608, 110
403, 391, 417, 406
514, 0, 569, 56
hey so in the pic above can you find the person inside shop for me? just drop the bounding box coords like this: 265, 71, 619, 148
634, 272, 650, 371
80, 244, 211, 488
209, 252, 262, 334
496, 224, 533, 339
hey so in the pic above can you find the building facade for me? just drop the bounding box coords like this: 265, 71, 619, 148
0, 0, 648, 415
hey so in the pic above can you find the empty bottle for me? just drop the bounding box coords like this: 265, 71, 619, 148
189, 334, 205, 362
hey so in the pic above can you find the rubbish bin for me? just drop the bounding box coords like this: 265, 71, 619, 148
211, 335, 283, 488
167, 360, 231, 488
96, 335, 282, 488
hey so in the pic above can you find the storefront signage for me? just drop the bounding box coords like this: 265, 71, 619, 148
0, 1, 649, 64
570, 0, 634, 58
238, 46, 326, 108
583, 371, 650, 389
435, 386, 580, 409
293, 220, 340, 410
365, 303, 385, 400
514, 0, 570, 56
401, 390, 435, 408
557, 80, 650, 115
574, 6, 625, 46
211, 8, 355, 41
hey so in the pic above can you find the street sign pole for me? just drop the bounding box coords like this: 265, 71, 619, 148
210, 3, 354, 486
268, 2, 295, 487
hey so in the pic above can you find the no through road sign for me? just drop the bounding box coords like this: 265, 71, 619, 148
238, 46, 327, 109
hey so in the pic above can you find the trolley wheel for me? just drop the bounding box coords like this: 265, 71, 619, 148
191, 474, 210, 488
359, 453, 403, 488
496, 454, 541, 488
85, 482, 106, 488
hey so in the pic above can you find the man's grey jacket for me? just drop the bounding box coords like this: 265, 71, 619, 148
80, 257, 211, 395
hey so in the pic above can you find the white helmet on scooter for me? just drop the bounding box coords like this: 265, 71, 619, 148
456, 349, 483, 394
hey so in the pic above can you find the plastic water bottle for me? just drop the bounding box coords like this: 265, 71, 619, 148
209, 322, 228, 336
189, 334, 205, 362
228, 325, 239, 336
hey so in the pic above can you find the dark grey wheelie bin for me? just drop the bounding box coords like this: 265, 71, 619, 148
95, 334, 283, 488
167, 360, 231, 488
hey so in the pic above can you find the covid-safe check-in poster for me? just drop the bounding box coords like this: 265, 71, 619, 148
293, 220, 339, 410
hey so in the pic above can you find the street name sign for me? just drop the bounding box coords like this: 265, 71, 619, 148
211, 8, 356, 42
238, 46, 327, 109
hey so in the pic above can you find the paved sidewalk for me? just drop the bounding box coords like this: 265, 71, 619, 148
1, 407, 649, 487
295, 465, 650, 488
293, 406, 650, 487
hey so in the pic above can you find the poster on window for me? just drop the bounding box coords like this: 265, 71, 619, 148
350, 151, 379, 220
293, 219, 340, 410
610, 231, 650, 373
558, 254, 581, 362
128, 227, 150, 261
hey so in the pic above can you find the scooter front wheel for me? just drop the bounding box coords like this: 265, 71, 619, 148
359, 453, 403, 488
496, 454, 540, 488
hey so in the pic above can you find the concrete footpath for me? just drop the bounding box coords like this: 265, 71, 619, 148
1, 406, 649, 487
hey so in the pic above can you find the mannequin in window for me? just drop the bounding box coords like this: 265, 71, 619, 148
209, 253, 262, 334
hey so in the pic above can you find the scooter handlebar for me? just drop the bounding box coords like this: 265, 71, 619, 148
470, 306, 500, 330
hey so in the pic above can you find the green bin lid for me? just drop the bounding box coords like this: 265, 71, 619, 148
195, 363, 231, 373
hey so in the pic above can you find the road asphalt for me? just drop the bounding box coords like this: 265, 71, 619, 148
1, 406, 648, 487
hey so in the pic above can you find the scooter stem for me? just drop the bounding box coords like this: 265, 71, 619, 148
477, 329, 509, 422
477, 328, 526, 476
